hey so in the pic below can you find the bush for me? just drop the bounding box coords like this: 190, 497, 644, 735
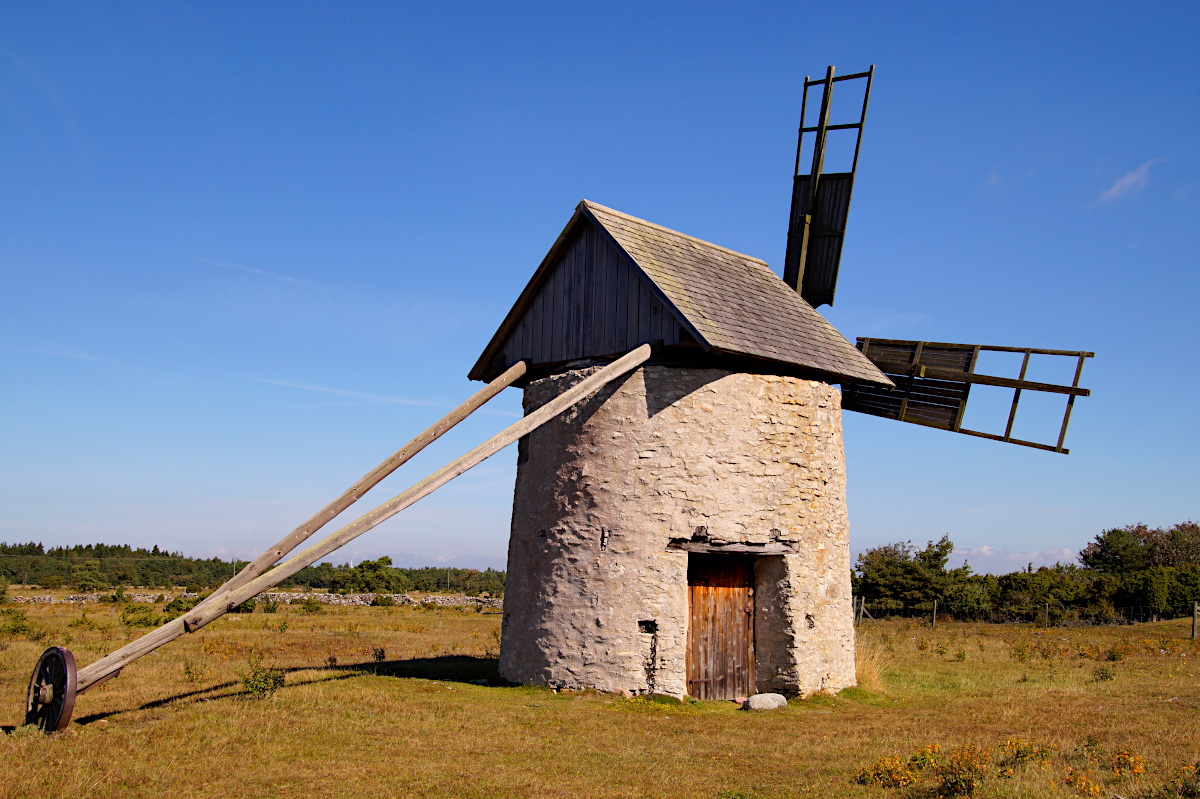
232, 598, 256, 614
261, 600, 279, 613
0, 605, 43, 640
298, 597, 323, 614
164, 595, 202, 621
932, 746, 990, 796
121, 605, 163, 628
1165, 761, 1200, 797
371, 594, 395, 607
41, 575, 64, 589
240, 652, 285, 698
1092, 665, 1117, 682
856, 755, 917, 788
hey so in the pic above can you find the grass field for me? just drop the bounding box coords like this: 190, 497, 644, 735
2, 596, 1198, 798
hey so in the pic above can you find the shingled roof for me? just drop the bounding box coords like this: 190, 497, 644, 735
469, 200, 891, 387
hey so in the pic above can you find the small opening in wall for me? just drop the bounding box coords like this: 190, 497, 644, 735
805, 613, 815, 629
600, 528, 610, 551
638, 619, 658, 634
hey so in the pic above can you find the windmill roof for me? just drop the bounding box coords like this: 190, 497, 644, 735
469, 200, 891, 387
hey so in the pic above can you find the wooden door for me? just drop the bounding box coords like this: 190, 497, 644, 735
686, 555, 755, 700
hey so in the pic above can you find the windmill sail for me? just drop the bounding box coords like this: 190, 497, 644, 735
842, 338, 1093, 454
783, 65, 873, 309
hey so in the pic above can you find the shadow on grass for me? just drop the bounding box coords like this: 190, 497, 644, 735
345, 655, 503, 685
69, 655, 503, 727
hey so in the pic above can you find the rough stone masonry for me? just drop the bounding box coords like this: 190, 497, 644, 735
499, 363, 855, 698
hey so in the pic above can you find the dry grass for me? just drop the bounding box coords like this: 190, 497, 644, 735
3, 598, 1199, 798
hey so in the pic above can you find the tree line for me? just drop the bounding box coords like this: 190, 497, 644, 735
0, 543, 505, 597
853, 521, 1200, 621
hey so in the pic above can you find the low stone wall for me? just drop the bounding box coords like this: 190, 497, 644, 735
7, 592, 502, 609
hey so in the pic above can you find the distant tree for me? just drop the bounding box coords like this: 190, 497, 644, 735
1080, 525, 1151, 573
1078, 523, 1200, 573
71, 562, 106, 592
330, 557, 411, 595
855, 535, 956, 608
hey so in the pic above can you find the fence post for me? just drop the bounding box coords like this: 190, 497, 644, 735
932, 599, 937, 629
1193, 602, 1198, 640
857, 596, 865, 626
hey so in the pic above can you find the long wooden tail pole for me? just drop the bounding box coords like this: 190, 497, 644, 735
75, 345, 649, 690
183, 344, 651, 632
194, 360, 528, 610
74, 360, 527, 693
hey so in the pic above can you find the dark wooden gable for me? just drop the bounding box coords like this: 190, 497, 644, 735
470, 211, 692, 382
470, 200, 891, 387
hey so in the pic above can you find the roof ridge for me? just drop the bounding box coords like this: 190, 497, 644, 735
580, 199, 769, 267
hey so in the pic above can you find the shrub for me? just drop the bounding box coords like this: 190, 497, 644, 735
908, 744, 942, 771
121, 605, 163, 628
261, 600, 279, 613
1165, 761, 1200, 798
164, 595, 202, 621
0, 583, 7, 604
1092, 665, 1117, 682
1063, 767, 1102, 796
371, 594, 395, 607
1000, 737, 1055, 767
1112, 749, 1146, 779
372, 647, 386, 662
298, 597, 323, 614
240, 652, 285, 698
856, 755, 917, 788
232, 598, 257, 614
40, 576, 64, 589
932, 746, 990, 796
0, 605, 42, 639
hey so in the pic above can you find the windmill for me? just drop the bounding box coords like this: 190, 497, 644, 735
20, 64, 1097, 729
785, 66, 1092, 454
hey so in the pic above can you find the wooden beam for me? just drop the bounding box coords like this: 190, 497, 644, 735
866, 360, 1091, 397
182, 344, 653, 633
1003, 350, 1031, 440
958, 427, 1070, 454
860, 338, 1094, 359
75, 360, 527, 692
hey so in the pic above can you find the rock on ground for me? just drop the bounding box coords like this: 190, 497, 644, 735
744, 693, 788, 711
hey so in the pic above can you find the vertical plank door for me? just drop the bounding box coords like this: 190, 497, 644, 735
687, 555, 755, 700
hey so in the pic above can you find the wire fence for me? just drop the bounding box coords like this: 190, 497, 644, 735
852, 597, 1200, 628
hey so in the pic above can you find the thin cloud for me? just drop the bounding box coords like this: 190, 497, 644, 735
196, 258, 318, 289
8, 345, 441, 407
250, 376, 440, 407
984, 168, 1033, 188
1097, 159, 1158, 203
949, 545, 1079, 575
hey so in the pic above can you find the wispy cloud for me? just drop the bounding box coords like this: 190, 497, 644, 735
950, 545, 1078, 575
196, 258, 318, 289
6, 345, 441, 407
984, 168, 1033, 189
1097, 159, 1159, 203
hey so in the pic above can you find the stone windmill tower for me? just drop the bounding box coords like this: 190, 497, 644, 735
468, 66, 1092, 700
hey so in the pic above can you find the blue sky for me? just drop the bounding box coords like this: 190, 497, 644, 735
2, 2, 1196, 574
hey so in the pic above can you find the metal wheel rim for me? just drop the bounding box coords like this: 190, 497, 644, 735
25, 646, 77, 733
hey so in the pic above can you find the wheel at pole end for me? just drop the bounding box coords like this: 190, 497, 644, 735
25, 646, 77, 733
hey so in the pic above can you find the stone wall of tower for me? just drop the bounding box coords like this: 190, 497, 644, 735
498, 364, 855, 697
